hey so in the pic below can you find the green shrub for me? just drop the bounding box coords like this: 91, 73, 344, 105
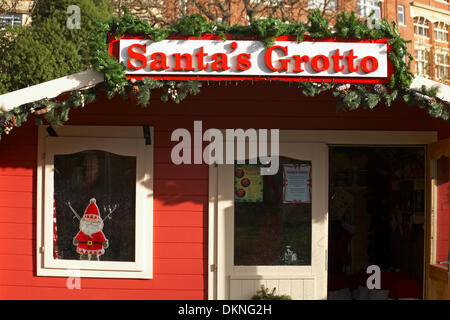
0, 0, 113, 94
251, 285, 292, 300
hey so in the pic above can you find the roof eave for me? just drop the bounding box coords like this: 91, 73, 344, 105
0, 69, 104, 112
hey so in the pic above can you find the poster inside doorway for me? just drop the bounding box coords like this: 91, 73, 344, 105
234, 164, 263, 203
282, 164, 312, 203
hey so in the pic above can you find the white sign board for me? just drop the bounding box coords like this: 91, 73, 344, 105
119, 39, 389, 80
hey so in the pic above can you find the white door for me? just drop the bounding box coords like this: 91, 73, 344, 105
212, 142, 329, 300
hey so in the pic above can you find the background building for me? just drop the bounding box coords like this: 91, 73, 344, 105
0, 0, 33, 27
378, 1, 449, 84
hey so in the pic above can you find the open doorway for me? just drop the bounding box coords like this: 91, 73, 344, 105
328, 146, 425, 300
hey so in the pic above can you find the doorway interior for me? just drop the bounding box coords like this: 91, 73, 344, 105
327, 146, 425, 300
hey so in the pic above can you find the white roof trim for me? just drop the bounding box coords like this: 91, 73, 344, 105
410, 76, 450, 103
0, 69, 104, 112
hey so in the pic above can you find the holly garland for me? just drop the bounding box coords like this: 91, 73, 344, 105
0, 89, 97, 135
0, 9, 449, 139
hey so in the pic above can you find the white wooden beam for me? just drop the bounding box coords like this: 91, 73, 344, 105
0, 69, 104, 111
410, 76, 450, 103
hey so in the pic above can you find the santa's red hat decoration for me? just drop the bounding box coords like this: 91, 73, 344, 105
83, 198, 100, 220
73, 198, 109, 260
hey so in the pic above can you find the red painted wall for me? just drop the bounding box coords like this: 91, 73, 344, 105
0, 82, 449, 299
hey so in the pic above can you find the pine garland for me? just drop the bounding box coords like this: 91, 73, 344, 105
0, 9, 448, 139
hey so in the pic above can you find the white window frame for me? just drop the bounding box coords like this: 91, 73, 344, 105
357, 0, 382, 19
415, 47, 430, 77
36, 125, 154, 279
414, 17, 430, 38
397, 5, 405, 25
435, 51, 449, 81
434, 22, 448, 43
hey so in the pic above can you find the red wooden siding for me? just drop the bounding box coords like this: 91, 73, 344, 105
0, 82, 449, 299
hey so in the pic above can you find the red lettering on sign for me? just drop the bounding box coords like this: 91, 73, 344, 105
195, 47, 209, 70
121, 39, 388, 80
331, 49, 344, 72
265, 46, 290, 71
311, 55, 330, 72
236, 53, 251, 71
211, 53, 230, 71
173, 53, 195, 71
292, 55, 310, 72
346, 49, 359, 72
127, 44, 147, 70
150, 52, 169, 70
360, 56, 379, 73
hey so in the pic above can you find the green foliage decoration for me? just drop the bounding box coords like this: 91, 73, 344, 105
251, 285, 292, 300
1, 9, 448, 139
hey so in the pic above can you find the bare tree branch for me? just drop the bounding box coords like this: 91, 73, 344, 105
110, 0, 341, 26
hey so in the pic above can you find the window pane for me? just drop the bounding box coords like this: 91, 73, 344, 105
234, 158, 312, 266
53, 150, 136, 262
414, 17, 429, 38
434, 23, 448, 42
0, 13, 22, 28
308, 0, 337, 10
374, 3, 381, 19
398, 6, 404, 24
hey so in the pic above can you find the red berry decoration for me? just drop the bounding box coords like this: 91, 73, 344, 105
235, 168, 244, 178
236, 189, 246, 197
241, 178, 250, 187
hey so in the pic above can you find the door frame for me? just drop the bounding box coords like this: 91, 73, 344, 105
426, 139, 450, 299
208, 130, 437, 300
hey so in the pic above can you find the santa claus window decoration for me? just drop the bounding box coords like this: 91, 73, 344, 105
54, 150, 136, 262
37, 126, 154, 279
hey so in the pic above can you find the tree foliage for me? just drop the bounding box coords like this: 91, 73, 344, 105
0, 0, 113, 94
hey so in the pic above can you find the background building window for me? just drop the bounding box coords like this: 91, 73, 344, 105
357, 0, 382, 19
414, 17, 429, 38
308, 0, 337, 10
397, 6, 405, 25
0, 13, 22, 28
435, 53, 449, 81
434, 22, 448, 43
177, 0, 188, 19
415, 48, 429, 77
